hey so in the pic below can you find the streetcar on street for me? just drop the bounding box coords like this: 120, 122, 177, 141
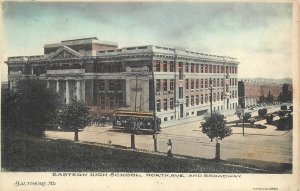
112, 110, 161, 134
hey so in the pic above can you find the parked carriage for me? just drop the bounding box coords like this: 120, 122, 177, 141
112, 110, 161, 134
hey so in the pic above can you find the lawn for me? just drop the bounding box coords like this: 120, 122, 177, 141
1, 133, 285, 173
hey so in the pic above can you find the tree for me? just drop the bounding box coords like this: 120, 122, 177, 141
201, 114, 232, 160
59, 100, 91, 141
1, 80, 60, 137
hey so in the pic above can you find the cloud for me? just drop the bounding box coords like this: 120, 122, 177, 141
1, 2, 293, 81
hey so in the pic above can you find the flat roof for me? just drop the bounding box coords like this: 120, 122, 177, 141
61, 37, 98, 43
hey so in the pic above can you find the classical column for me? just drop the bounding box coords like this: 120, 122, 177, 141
125, 78, 131, 106
82, 80, 85, 102
76, 80, 81, 101
56, 80, 60, 93
66, 80, 70, 104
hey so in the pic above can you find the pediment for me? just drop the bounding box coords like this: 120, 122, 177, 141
47, 46, 82, 60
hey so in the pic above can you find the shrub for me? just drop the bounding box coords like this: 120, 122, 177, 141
243, 113, 251, 123
249, 118, 256, 127
266, 114, 274, 124
279, 111, 285, 119
258, 108, 268, 118
277, 118, 288, 130
281, 105, 287, 111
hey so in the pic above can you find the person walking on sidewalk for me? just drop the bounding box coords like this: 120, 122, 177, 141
167, 139, 173, 157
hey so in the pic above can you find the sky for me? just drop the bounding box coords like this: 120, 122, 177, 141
1, 2, 293, 81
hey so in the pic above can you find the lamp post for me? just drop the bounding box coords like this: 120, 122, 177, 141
209, 77, 213, 117
241, 108, 245, 136
134, 73, 138, 112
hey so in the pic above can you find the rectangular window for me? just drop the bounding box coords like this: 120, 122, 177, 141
185, 79, 189, 89
191, 79, 194, 89
217, 65, 220, 73
221, 92, 224, 100
205, 94, 208, 103
213, 79, 216, 87
201, 64, 204, 73
118, 97, 123, 107
179, 87, 183, 98
185, 63, 189, 73
109, 80, 115, 91
217, 79, 220, 87
209, 65, 212, 73
201, 94, 203, 104
155, 61, 160, 72
100, 97, 105, 109
170, 98, 174, 110
196, 95, 199, 105
163, 79, 167, 91
163, 61, 168, 72
191, 95, 194, 106
205, 65, 208, 73
115, 80, 122, 91
213, 93, 216, 102
217, 93, 220, 101
170, 61, 174, 72
186, 96, 189, 107
205, 79, 208, 88
156, 100, 161, 112
179, 63, 183, 80
110, 98, 115, 109
156, 79, 161, 92
200, 79, 203, 88
191, 63, 194, 73
196, 64, 199, 73
196, 79, 199, 89
99, 80, 105, 91
170, 79, 174, 91
163, 99, 167, 111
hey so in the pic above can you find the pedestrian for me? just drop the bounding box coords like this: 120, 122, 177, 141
167, 139, 173, 157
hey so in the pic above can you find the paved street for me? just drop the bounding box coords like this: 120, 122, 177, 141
46, 106, 292, 164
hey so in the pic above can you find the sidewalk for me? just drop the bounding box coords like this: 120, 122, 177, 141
45, 105, 292, 164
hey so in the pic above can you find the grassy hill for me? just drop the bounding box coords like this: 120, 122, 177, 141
1, 133, 289, 173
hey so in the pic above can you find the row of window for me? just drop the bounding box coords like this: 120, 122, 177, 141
98, 97, 124, 110
155, 78, 237, 92
154, 61, 238, 74
156, 91, 237, 112
98, 80, 123, 91
185, 78, 238, 89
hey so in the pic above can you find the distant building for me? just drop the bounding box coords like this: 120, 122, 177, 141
5, 37, 239, 126
1, 81, 8, 90
238, 79, 291, 108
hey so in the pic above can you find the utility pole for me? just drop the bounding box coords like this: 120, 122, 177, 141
210, 77, 213, 117
151, 58, 158, 152
134, 73, 138, 112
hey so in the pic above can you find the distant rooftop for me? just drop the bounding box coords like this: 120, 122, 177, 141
44, 37, 118, 48
61, 37, 99, 43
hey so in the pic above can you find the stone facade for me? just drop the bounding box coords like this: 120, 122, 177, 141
5, 37, 239, 126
